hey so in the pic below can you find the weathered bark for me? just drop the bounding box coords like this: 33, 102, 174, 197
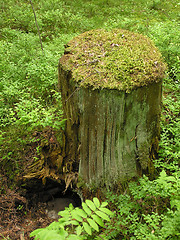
58, 29, 166, 187
59, 71, 161, 186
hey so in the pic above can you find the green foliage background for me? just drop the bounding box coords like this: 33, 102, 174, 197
0, 0, 179, 239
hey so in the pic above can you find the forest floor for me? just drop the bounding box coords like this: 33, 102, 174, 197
0, 127, 76, 240
0, 177, 53, 240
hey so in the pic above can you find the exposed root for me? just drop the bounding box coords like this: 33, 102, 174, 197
64, 172, 79, 193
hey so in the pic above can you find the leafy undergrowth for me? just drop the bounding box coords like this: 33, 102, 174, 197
30, 198, 114, 240
0, 0, 179, 239
105, 169, 180, 240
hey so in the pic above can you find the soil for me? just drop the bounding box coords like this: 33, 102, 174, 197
0, 127, 82, 240
0, 176, 54, 240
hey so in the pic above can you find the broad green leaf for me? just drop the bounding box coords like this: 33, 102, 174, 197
45, 230, 65, 240
95, 210, 110, 221
69, 220, 79, 225
101, 201, 108, 207
166, 176, 176, 182
160, 170, 167, 178
93, 197, 100, 208
71, 211, 83, 222
86, 199, 96, 211
76, 225, 83, 235
67, 234, 83, 240
75, 208, 88, 218
58, 218, 67, 226
59, 209, 71, 220
99, 207, 113, 216
38, 230, 52, 240
30, 228, 44, 237
48, 221, 61, 230
91, 214, 104, 227
54, 228, 68, 239
82, 202, 92, 216
68, 203, 74, 210
83, 222, 92, 235
87, 218, 99, 232
32, 229, 64, 240
33, 236, 39, 240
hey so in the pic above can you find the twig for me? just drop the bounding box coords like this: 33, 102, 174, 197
20, 233, 25, 240
29, 0, 44, 53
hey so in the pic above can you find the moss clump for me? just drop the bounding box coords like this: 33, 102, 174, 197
60, 29, 166, 92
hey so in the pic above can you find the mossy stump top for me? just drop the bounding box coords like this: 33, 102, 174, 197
60, 28, 166, 92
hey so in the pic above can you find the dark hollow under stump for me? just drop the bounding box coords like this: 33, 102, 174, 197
58, 29, 166, 188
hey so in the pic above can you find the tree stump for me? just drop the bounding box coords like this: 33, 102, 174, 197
58, 29, 166, 187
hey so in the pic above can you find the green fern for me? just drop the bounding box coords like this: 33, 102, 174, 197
30, 197, 114, 240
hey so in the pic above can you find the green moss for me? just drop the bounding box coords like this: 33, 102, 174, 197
60, 29, 166, 92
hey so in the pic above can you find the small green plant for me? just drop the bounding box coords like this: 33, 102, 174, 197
30, 197, 114, 240
149, 0, 162, 10
105, 170, 180, 239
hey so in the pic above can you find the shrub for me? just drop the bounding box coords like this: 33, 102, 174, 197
30, 197, 114, 240
105, 170, 180, 239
